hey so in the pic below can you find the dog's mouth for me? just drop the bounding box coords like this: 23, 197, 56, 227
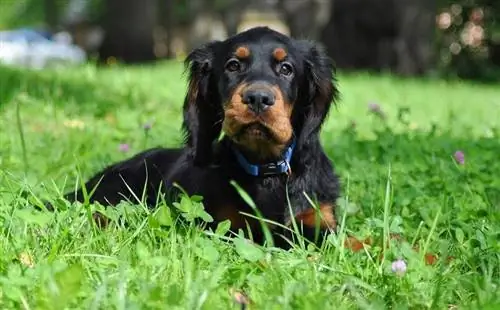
237, 123, 273, 140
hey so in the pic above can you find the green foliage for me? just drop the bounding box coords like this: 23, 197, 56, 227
0, 0, 45, 30
0, 62, 499, 308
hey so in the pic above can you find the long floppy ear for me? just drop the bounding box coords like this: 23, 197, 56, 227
181, 41, 223, 166
296, 40, 339, 148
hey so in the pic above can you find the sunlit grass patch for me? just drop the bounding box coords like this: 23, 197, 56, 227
1, 63, 499, 309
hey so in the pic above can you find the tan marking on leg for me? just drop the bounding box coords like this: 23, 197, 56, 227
295, 203, 337, 230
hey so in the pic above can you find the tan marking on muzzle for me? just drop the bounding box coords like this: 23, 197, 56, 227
222, 82, 294, 160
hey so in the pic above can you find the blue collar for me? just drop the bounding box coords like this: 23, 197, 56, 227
232, 137, 296, 177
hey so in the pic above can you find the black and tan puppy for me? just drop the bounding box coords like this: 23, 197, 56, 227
59, 26, 341, 247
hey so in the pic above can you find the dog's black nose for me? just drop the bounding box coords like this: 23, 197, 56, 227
242, 89, 275, 113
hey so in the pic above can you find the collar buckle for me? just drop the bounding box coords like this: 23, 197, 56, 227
259, 160, 287, 176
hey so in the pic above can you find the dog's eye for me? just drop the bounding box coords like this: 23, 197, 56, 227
225, 59, 241, 72
278, 62, 294, 76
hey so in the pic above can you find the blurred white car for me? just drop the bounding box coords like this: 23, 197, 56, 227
0, 29, 87, 69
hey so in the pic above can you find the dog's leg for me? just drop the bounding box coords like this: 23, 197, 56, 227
62, 160, 144, 206
47, 148, 179, 210
284, 202, 337, 247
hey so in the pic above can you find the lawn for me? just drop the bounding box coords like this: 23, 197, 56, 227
1, 62, 499, 309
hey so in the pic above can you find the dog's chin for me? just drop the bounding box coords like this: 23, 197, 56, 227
228, 123, 291, 162
233, 123, 275, 143
241, 123, 272, 139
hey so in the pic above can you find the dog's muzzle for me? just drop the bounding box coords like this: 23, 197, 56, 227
241, 83, 276, 114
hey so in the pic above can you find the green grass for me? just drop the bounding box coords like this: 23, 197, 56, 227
1, 62, 500, 309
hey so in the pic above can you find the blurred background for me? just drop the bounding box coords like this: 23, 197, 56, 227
0, 0, 499, 81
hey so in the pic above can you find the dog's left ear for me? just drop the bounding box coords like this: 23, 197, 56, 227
182, 41, 223, 166
296, 40, 339, 147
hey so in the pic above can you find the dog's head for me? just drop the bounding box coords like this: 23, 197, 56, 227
182, 27, 338, 166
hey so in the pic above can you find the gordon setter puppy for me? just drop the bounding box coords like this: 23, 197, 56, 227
59, 26, 341, 247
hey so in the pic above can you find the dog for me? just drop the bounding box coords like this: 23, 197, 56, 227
56, 27, 341, 248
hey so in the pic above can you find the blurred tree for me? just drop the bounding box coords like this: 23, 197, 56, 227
218, 0, 246, 37
320, 0, 434, 76
319, 0, 498, 79
277, 0, 331, 41
8, 0, 499, 79
394, 0, 435, 76
97, 0, 156, 64
43, 0, 58, 31
181, 0, 250, 52
157, 0, 175, 59
61, 0, 104, 57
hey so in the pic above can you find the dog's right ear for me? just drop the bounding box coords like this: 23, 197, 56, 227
181, 41, 223, 166
294, 40, 339, 150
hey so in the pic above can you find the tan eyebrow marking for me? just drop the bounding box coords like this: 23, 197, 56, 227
235, 46, 250, 58
272, 48, 287, 61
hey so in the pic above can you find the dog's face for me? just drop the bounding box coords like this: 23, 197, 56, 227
217, 39, 301, 160
182, 27, 338, 165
